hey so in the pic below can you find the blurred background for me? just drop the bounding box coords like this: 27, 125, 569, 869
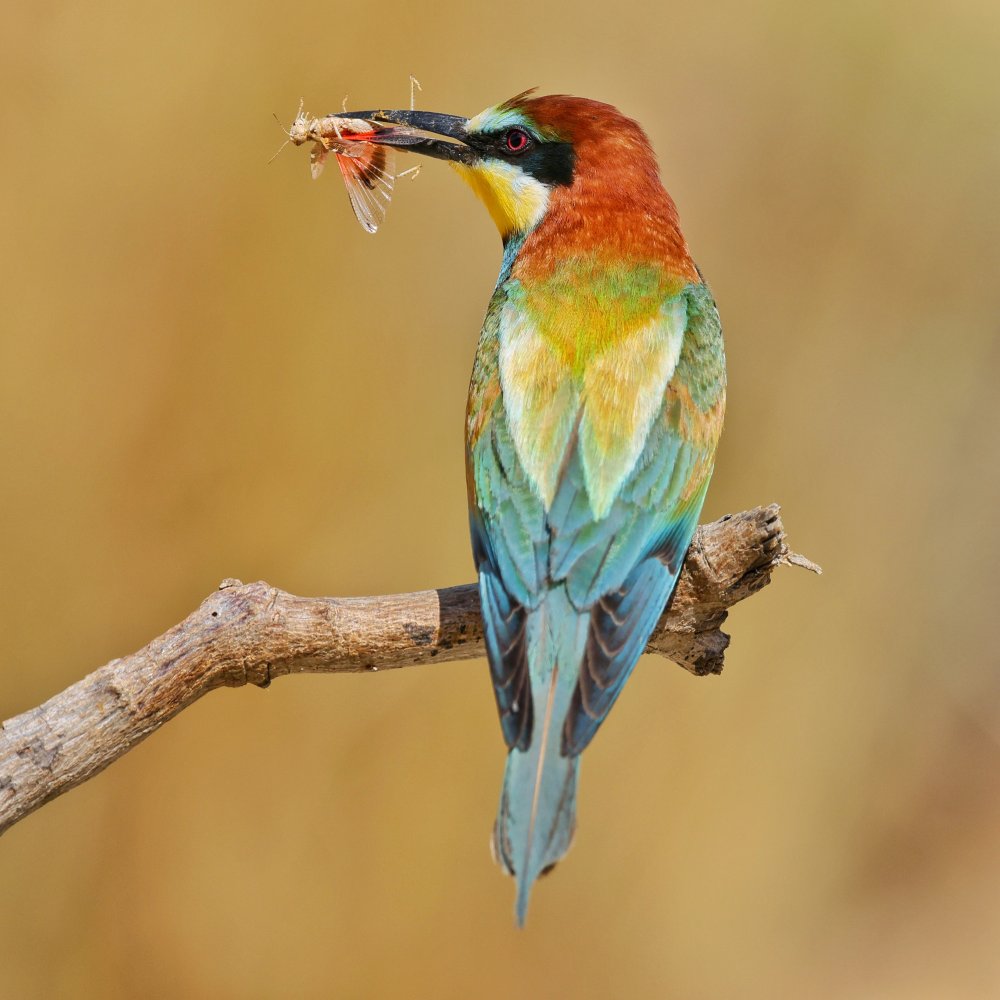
2, 0, 998, 996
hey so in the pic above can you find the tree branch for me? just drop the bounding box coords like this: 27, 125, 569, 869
0, 504, 816, 836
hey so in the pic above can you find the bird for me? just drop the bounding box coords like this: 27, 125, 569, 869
354, 92, 726, 924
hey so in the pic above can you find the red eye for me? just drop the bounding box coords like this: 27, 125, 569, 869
504, 128, 530, 153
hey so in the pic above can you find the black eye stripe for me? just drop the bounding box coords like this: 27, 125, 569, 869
465, 132, 576, 187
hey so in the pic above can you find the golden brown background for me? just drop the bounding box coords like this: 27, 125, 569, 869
2, 0, 999, 996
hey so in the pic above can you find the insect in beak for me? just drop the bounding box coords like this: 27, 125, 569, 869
279, 105, 418, 233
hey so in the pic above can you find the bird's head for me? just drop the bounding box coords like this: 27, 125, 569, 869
351, 92, 676, 246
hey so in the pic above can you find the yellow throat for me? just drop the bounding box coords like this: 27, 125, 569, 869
451, 160, 550, 238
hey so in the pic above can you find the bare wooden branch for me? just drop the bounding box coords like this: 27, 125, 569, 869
0, 504, 815, 836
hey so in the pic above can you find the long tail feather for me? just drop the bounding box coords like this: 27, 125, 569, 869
491, 588, 588, 925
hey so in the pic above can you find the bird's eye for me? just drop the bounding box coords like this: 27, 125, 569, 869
504, 128, 530, 154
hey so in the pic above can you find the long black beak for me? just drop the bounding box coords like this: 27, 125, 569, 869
342, 109, 475, 164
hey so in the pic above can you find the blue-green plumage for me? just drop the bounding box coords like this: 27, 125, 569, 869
470, 278, 724, 923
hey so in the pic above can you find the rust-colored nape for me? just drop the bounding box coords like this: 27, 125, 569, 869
510, 95, 699, 282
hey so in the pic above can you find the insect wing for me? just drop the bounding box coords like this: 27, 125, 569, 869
335, 143, 396, 233
310, 143, 329, 179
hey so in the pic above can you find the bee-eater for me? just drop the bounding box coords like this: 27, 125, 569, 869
357, 92, 726, 924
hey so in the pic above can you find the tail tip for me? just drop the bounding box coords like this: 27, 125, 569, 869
514, 875, 532, 928
512, 860, 561, 927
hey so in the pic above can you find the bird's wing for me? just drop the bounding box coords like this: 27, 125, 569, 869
559, 281, 726, 752
470, 410, 549, 751
467, 289, 550, 750
468, 280, 725, 754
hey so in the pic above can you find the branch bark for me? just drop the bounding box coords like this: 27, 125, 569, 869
0, 504, 816, 836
